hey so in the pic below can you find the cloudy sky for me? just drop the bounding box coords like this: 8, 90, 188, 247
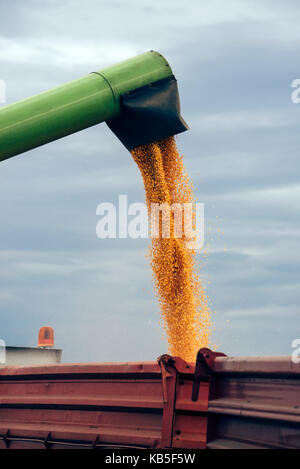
0, 0, 299, 362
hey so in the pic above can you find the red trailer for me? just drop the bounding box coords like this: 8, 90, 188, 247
0, 348, 299, 449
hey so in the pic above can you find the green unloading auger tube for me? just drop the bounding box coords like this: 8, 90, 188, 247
0, 51, 188, 162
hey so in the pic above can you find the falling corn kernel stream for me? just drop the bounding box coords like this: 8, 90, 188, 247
131, 136, 212, 362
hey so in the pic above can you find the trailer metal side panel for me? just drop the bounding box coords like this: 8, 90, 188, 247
0, 354, 299, 449
0, 357, 207, 449
207, 356, 300, 449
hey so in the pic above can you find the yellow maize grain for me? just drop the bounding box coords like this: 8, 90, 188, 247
131, 136, 212, 362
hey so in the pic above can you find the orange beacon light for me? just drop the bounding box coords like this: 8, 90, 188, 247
38, 326, 54, 348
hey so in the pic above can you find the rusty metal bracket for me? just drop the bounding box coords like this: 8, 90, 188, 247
2, 430, 11, 449
158, 354, 175, 404
92, 434, 101, 449
158, 354, 177, 448
44, 432, 53, 449
191, 348, 226, 402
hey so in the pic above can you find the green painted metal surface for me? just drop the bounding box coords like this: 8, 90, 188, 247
0, 51, 172, 162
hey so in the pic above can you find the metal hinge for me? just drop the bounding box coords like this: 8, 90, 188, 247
192, 348, 226, 401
